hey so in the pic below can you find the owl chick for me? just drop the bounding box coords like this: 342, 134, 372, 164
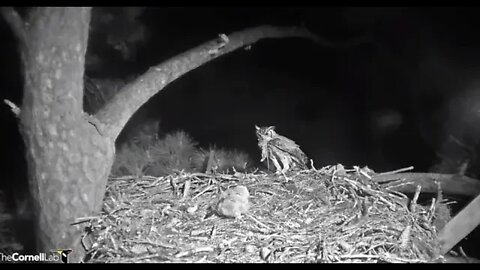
215, 186, 250, 219
255, 125, 308, 174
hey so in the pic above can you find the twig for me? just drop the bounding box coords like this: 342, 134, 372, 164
410, 185, 422, 213
70, 216, 101, 225
182, 179, 191, 199
427, 198, 436, 223
373, 172, 480, 197
109, 233, 118, 251
281, 171, 290, 182
339, 253, 381, 260
359, 169, 372, 180
126, 239, 176, 249
246, 214, 274, 231
4, 99, 21, 117
399, 225, 411, 249
116, 254, 170, 262
377, 166, 414, 176
174, 246, 214, 258
310, 159, 317, 171
192, 185, 214, 200
384, 181, 414, 191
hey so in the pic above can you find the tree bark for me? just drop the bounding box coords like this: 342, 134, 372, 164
4, 7, 115, 262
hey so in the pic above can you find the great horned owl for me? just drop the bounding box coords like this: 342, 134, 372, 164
255, 125, 308, 173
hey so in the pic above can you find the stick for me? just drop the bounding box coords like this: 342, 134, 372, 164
438, 193, 480, 255
372, 172, 480, 197
377, 166, 414, 176
4, 99, 21, 117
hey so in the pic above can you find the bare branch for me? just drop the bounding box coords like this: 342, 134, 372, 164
1, 7, 27, 46
373, 172, 480, 197
438, 192, 480, 255
95, 25, 322, 140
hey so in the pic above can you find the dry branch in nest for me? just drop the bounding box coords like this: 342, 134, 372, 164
78, 164, 457, 263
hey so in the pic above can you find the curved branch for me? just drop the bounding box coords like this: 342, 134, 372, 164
1, 7, 27, 46
95, 25, 321, 140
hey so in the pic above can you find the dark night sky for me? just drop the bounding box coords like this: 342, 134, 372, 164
2, 7, 480, 195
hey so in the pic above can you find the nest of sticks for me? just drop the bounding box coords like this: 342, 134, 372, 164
82, 164, 453, 263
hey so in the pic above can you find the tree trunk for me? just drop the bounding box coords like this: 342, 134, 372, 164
5, 7, 115, 262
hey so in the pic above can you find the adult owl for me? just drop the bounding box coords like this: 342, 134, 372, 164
255, 125, 308, 173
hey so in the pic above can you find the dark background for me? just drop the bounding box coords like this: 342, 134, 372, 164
1, 7, 480, 257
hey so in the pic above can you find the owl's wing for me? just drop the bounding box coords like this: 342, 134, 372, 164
290, 148, 309, 165
270, 136, 308, 166
271, 135, 303, 153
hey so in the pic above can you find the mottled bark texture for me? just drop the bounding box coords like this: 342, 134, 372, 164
4, 7, 115, 262
2, 6, 322, 262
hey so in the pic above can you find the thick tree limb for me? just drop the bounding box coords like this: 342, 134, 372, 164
438, 192, 480, 255
95, 25, 321, 140
372, 172, 480, 197
1, 7, 27, 46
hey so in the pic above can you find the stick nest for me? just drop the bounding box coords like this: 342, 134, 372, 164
82, 164, 451, 263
